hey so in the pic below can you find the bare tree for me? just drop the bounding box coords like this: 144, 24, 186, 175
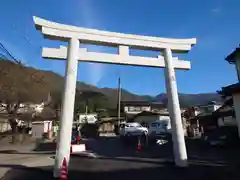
0, 43, 48, 142
44, 90, 62, 126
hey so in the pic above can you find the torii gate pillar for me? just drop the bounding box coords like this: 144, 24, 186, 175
33, 16, 196, 178
164, 48, 187, 166
53, 38, 79, 177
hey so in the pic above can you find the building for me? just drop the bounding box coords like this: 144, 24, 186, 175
77, 113, 98, 124
183, 101, 222, 137
213, 98, 236, 127
188, 98, 238, 141
31, 120, 53, 138
184, 101, 222, 118
220, 45, 240, 139
198, 101, 222, 114
187, 46, 240, 140
130, 111, 169, 124
121, 101, 165, 114
121, 101, 151, 115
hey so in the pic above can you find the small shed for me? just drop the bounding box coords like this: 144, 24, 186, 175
32, 120, 52, 138
30, 107, 56, 138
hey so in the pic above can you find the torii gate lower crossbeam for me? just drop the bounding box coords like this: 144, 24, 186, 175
33, 16, 196, 178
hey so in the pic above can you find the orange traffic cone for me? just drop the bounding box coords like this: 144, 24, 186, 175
137, 137, 142, 151
60, 158, 68, 180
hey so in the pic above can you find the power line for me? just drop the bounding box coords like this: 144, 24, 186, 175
0, 42, 20, 64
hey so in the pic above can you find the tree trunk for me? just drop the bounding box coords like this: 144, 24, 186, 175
7, 103, 20, 144
9, 119, 18, 143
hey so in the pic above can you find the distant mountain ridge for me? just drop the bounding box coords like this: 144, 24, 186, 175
0, 60, 222, 108
155, 93, 222, 108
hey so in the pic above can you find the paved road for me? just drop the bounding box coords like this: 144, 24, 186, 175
2, 136, 240, 180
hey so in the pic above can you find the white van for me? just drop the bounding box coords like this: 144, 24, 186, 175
119, 122, 148, 137
148, 117, 171, 138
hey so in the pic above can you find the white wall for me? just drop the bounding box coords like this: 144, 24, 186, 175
198, 104, 221, 114
213, 104, 222, 111
32, 124, 44, 138
233, 93, 240, 138
32, 121, 52, 138
124, 105, 151, 114
78, 113, 97, 124
235, 60, 240, 81
159, 115, 171, 130
0, 120, 11, 133
44, 121, 52, 132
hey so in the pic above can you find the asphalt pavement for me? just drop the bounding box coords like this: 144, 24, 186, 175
1, 136, 240, 180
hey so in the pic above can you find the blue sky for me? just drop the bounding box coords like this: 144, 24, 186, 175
0, 0, 240, 96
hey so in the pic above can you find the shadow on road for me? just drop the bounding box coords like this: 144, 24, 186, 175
1, 159, 239, 180
33, 141, 56, 152
0, 140, 56, 155
83, 135, 240, 171
1, 136, 240, 180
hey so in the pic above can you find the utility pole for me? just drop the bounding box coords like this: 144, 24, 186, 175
84, 99, 88, 123
85, 99, 88, 116
117, 77, 121, 126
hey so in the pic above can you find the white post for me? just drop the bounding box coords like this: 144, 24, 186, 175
163, 48, 188, 167
53, 38, 79, 178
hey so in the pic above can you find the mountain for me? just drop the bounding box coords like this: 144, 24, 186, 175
0, 59, 222, 108
155, 93, 222, 108
0, 60, 149, 107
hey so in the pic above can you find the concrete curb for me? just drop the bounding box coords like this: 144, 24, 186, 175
71, 151, 98, 158
22, 156, 54, 168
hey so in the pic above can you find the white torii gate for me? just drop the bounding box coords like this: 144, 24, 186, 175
33, 16, 196, 178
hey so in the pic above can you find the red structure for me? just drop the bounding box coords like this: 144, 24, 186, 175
60, 158, 68, 180
76, 135, 81, 144
137, 138, 143, 151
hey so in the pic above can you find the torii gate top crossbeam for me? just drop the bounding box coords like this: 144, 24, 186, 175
33, 16, 196, 53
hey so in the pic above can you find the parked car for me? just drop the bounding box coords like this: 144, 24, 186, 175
148, 119, 172, 141
119, 122, 148, 138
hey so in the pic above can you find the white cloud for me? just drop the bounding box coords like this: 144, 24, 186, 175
211, 7, 221, 13
86, 62, 105, 85
77, 0, 106, 85
79, 0, 97, 28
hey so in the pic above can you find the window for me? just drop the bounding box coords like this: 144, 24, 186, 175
129, 106, 135, 112
134, 107, 141, 111
142, 106, 150, 111
151, 123, 158, 128
134, 124, 142, 128
128, 106, 142, 112
125, 105, 150, 112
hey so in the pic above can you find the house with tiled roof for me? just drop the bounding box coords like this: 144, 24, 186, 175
220, 46, 240, 139
188, 46, 240, 140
